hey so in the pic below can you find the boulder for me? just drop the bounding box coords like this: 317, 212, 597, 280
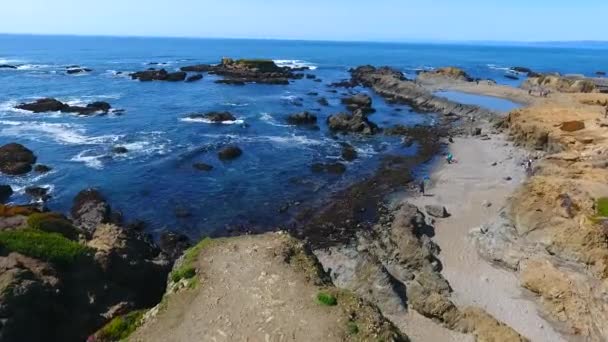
425, 205, 449, 218
218, 146, 243, 160
341, 144, 358, 161
70, 189, 112, 232
185, 74, 203, 82
286, 111, 317, 125
180, 64, 213, 72
165, 71, 187, 82
34, 164, 52, 173
327, 109, 378, 135
560, 120, 585, 132
0, 185, 13, 203
66, 68, 92, 74
130, 69, 186, 82
418, 67, 473, 82
215, 79, 246, 85
0, 143, 37, 175
87, 101, 111, 112
0, 64, 17, 69
193, 162, 213, 171
112, 146, 128, 154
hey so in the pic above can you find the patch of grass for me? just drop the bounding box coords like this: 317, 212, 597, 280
346, 321, 359, 335
94, 310, 145, 342
27, 212, 79, 240
169, 238, 214, 285
0, 229, 89, 266
597, 197, 608, 217
316, 291, 337, 306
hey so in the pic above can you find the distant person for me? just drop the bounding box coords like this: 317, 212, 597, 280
604, 105, 608, 119
419, 179, 425, 195
446, 153, 454, 164
528, 89, 532, 95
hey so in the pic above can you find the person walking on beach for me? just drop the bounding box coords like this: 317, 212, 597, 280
446, 153, 454, 164
419, 179, 425, 196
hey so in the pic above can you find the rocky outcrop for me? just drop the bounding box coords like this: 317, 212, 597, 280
185, 74, 203, 82
350, 66, 493, 119
286, 111, 317, 125
180, 58, 301, 85
510, 67, 540, 77
341, 93, 374, 113
417, 67, 473, 82
311, 162, 347, 174
315, 203, 526, 341
130, 69, 187, 82
522, 74, 597, 93
66, 67, 92, 74
341, 143, 358, 161
70, 189, 112, 232
0, 185, 13, 203
16, 98, 112, 115
327, 109, 378, 135
0, 143, 36, 175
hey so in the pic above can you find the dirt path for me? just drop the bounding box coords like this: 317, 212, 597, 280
407, 130, 566, 342
131, 233, 404, 342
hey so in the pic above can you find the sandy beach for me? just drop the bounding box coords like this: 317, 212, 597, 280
407, 127, 566, 342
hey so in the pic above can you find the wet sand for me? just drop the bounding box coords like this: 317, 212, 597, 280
407, 128, 566, 342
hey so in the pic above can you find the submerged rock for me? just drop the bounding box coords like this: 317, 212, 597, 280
311, 162, 347, 174
130, 69, 187, 82
218, 146, 243, 160
341, 93, 374, 113
286, 111, 317, 125
112, 146, 128, 154
193, 162, 213, 171
341, 143, 358, 161
185, 74, 203, 82
0, 143, 37, 175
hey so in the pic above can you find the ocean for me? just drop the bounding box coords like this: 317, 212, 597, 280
1, 34, 607, 238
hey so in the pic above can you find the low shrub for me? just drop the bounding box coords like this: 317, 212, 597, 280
316, 291, 337, 306
346, 321, 359, 335
169, 238, 214, 285
0, 229, 89, 265
93, 310, 145, 342
27, 212, 79, 240
597, 197, 608, 217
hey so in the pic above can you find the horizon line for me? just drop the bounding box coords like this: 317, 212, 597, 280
1, 32, 607, 46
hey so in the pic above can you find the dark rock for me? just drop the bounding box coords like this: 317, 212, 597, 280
188, 111, 236, 123
25, 186, 50, 201
218, 146, 243, 160
596, 71, 606, 77
66, 68, 92, 74
317, 97, 329, 106
215, 79, 246, 85
158, 231, 192, 260
87, 101, 111, 113
341, 143, 358, 161
0, 64, 17, 69
193, 162, 213, 171
307, 92, 319, 96
341, 93, 375, 114
327, 109, 378, 135
0, 185, 13, 203
511, 66, 533, 74
311, 162, 347, 174
112, 146, 128, 154
286, 111, 317, 125
504, 74, 519, 80
182, 58, 299, 85
0, 143, 37, 175
70, 188, 112, 232
185, 74, 203, 82
472, 127, 482, 136
130, 69, 186, 82
306, 74, 316, 79
425, 205, 449, 218
180, 64, 213, 72
16, 98, 67, 113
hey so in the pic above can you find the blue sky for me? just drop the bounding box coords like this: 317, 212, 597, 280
1, 0, 607, 42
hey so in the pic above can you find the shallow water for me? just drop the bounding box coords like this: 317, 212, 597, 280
0, 35, 605, 237
434, 91, 521, 112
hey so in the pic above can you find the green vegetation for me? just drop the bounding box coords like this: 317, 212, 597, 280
0, 229, 89, 265
94, 310, 145, 342
316, 291, 338, 306
346, 321, 359, 335
169, 238, 214, 285
27, 212, 79, 240
597, 197, 608, 217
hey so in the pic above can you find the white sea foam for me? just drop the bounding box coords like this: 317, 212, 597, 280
180, 117, 245, 125
71, 150, 104, 169
200, 133, 332, 147
274, 59, 318, 70
222, 102, 249, 107
16, 64, 52, 70
260, 112, 290, 127
487, 64, 510, 72
0, 120, 122, 145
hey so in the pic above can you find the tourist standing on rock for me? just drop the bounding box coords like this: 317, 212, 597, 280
419, 179, 425, 195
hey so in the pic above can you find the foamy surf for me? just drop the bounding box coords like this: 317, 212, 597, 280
260, 112, 290, 127
274, 59, 318, 70
0, 120, 122, 145
180, 117, 245, 125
